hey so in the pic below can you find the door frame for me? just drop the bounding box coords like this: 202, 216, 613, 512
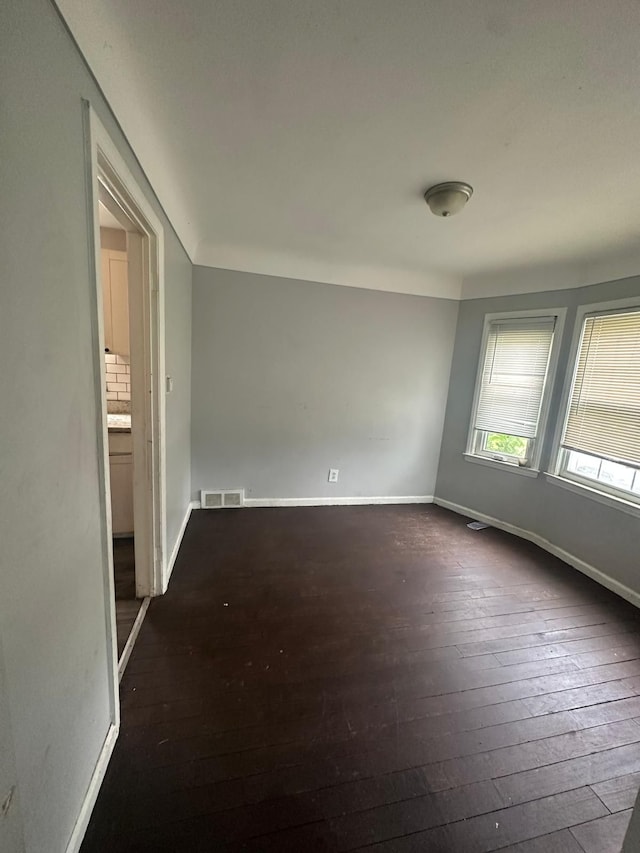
83, 100, 167, 714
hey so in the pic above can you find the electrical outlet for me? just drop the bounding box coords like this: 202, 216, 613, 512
328, 468, 339, 483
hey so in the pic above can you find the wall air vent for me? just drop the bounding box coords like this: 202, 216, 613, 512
222, 491, 243, 508
200, 489, 245, 509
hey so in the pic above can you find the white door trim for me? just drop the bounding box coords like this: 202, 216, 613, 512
80, 92, 167, 745
82, 102, 120, 734
72, 100, 167, 853
84, 101, 167, 599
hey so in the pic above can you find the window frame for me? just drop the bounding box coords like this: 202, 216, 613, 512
549, 296, 640, 514
465, 308, 566, 475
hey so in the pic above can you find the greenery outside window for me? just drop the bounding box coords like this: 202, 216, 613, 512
473, 431, 531, 463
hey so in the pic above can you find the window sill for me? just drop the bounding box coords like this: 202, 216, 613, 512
463, 453, 540, 478
545, 474, 640, 519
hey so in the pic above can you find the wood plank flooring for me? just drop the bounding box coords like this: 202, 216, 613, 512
81, 505, 640, 852
113, 536, 142, 658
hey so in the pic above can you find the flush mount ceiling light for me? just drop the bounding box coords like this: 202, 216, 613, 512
424, 181, 473, 217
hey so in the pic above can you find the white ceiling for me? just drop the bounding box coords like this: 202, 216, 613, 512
59, 0, 640, 299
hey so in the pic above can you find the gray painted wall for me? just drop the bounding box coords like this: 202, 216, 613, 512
0, 635, 24, 853
191, 267, 458, 501
0, 0, 191, 850
436, 275, 640, 592
165, 242, 193, 551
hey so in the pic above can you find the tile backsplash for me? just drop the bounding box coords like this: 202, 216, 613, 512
105, 353, 131, 413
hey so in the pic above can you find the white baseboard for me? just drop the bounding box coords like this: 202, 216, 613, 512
434, 497, 640, 610
190, 496, 436, 508
118, 597, 150, 681
164, 501, 197, 589
65, 723, 119, 853
191, 495, 433, 508
245, 495, 434, 507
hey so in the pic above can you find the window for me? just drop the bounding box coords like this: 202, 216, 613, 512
467, 311, 563, 472
555, 305, 640, 505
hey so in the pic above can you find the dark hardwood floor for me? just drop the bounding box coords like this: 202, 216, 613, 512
82, 505, 640, 852
114, 537, 136, 600
113, 536, 142, 659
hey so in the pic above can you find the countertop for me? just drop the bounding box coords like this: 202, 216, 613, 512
107, 413, 132, 432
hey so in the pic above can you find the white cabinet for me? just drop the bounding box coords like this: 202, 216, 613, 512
101, 248, 130, 356
108, 431, 133, 455
108, 430, 133, 536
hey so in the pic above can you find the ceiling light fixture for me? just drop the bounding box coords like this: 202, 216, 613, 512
424, 181, 473, 217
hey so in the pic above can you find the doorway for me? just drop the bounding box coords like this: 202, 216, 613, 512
84, 102, 167, 702
98, 202, 146, 672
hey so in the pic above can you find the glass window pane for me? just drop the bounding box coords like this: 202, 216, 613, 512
483, 433, 529, 459
561, 309, 640, 466
598, 459, 635, 491
566, 451, 600, 480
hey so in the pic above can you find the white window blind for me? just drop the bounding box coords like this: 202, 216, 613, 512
474, 318, 556, 439
562, 309, 640, 466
